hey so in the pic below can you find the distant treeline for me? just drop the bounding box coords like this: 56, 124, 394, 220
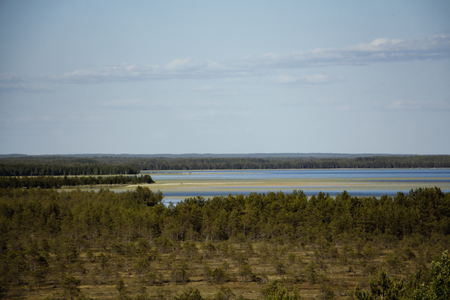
0, 174, 154, 189
131, 155, 450, 170
1, 155, 450, 175
134, 155, 450, 170
0, 157, 139, 176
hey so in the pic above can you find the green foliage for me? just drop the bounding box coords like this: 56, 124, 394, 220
411, 250, 450, 300
0, 187, 449, 299
134, 186, 162, 206
306, 262, 318, 285
355, 252, 450, 300
261, 281, 301, 300
213, 286, 235, 300
319, 285, 335, 300
1, 186, 448, 245
134, 257, 151, 277
238, 261, 254, 282
385, 254, 406, 275
144, 271, 162, 285
354, 270, 406, 300
183, 242, 200, 260
116, 278, 128, 298
170, 260, 189, 283
155, 288, 173, 300
211, 267, 228, 283
175, 287, 204, 300
2, 155, 450, 176
202, 241, 216, 259
272, 258, 287, 278
61, 276, 81, 300
121, 155, 450, 170
0, 157, 139, 176
0, 174, 154, 189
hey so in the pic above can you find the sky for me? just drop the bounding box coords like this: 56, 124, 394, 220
1, 1, 449, 155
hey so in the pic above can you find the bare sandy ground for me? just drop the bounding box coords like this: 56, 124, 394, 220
64, 176, 450, 200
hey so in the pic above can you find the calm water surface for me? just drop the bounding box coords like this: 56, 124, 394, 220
141, 169, 450, 204
145, 169, 450, 180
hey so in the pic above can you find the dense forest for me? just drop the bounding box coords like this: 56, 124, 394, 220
0, 174, 154, 189
0, 157, 139, 176
129, 155, 450, 170
1, 155, 450, 176
0, 187, 449, 299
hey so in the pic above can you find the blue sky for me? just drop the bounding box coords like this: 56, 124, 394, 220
1, 1, 449, 155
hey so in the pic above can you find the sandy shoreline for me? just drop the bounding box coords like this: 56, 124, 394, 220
60, 176, 450, 199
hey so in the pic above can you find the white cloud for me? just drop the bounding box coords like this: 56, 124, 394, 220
387, 99, 450, 111
225, 77, 260, 84
0, 83, 53, 93
276, 96, 360, 112
194, 85, 216, 92
181, 108, 253, 120
247, 35, 450, 68
124, 100, 187, 110
101, 99, 147, 109
46, 58, 235, 83
0, 73, 53, 92
0, 73, 23, 83
388, 100, 422, 110
25, 35, 450, 84
0, 115, 55, 124
191, 85, 240, 97
272, 74, 344, 84
100, 98, 244, 111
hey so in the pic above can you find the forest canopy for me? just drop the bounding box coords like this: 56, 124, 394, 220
0, 174, 154, 189
1, 155, 450, 176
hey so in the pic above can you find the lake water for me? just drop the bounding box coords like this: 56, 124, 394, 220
141, 169, 450, 204
145, 169, 450, 180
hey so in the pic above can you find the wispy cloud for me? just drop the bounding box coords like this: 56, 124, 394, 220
0, 115, 55, 124
99, 97, 244, 111
387, 99, 450, 111
272, 74, 344, 84
100, 99, 191, 110
45, 59, 239, 84
278, 96, 358, 111
0, 73, 53, 92
100, 99, 147, 109
194, 85, 216, 92
225, 77, 260, 84
191, 85, 240, 97
244, 35, 450, 68
0, 114, 120, 126
20, 35, 450, 84
0, 73, 23, 83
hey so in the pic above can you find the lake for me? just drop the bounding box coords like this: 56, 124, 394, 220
141, 169, 450, 204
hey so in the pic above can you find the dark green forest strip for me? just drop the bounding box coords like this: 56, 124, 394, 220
130, 155, 450, 170
1, 155, 450, 175
0, 157, 139, 176
0, 174, 154, 189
